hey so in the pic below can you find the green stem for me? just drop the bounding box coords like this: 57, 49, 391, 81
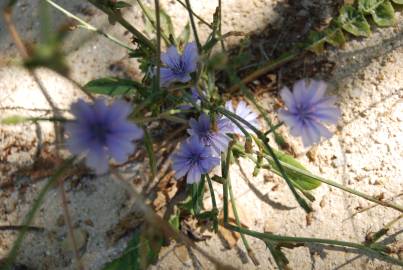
224, 223, 403, 267
184, 0, 202, 53
46, 0, 134, 51
227, 163, 259, 265
217, 0, 226, 51
2, 158, 75, 270
206, 175, 218, 232
261, 154, 403, 213
264, 122, 284, 136
154, 0, 162, 88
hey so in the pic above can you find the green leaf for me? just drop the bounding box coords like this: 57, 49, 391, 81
305, 27, 346, 54
391, 0, 403, 4
84, 77, 145, 96
103, 228, 162, 270
337, 5, 371, 37
168, 212, 180, 231
306, 31, 326, 54
358, 0, 384, 13
192, 176, 206, 215
103, 233, 140, 270
324, 26, 346, 47
371, 1, 395, 27
268, 149, 321, 190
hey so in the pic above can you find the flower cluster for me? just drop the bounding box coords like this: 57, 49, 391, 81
278, 79, 340, 147
172, 101, 260, 184
65, 98, 143, 174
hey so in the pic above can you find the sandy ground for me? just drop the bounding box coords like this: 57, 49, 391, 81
0, 0, 402, 269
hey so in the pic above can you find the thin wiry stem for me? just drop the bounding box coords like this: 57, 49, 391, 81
87, 0, 155, 51
46, 0, 134, 51
176, 0, 212, 28
184, 0, 202, 52
0, 226, 44, 232
217, 0, 226, 51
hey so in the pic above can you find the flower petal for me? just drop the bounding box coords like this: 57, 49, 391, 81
279, 87, 296, 110
106, 136, 135, 163
70, 99, 95, 123
106, 100, 132, 122
312, 107, 341, 124
292, 79, 308, 104
186, 164, 202, 184
160, 68, 177, 86
161, 45, 181, 67
278, 110, 299, 128
182, 42, 198, 73
85, 143, 109, 174
305, 80, 327, 105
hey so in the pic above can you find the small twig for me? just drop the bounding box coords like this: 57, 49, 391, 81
228, 51, 301, 94
0, 225, 44, 232
349, 193, 403, 219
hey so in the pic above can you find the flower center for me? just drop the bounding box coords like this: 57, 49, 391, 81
189, 152, 202, 165
91, 122, 110, 144
296, 104, 312, 122
170, 59, 186, 75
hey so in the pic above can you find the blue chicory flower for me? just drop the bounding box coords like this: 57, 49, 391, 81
65, 98, 143, 174
188, 113, 233, 156
160, 42, 198, 86
172, 136, 220, 184
225, 100, 260, 135
278, 79, 341, 147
